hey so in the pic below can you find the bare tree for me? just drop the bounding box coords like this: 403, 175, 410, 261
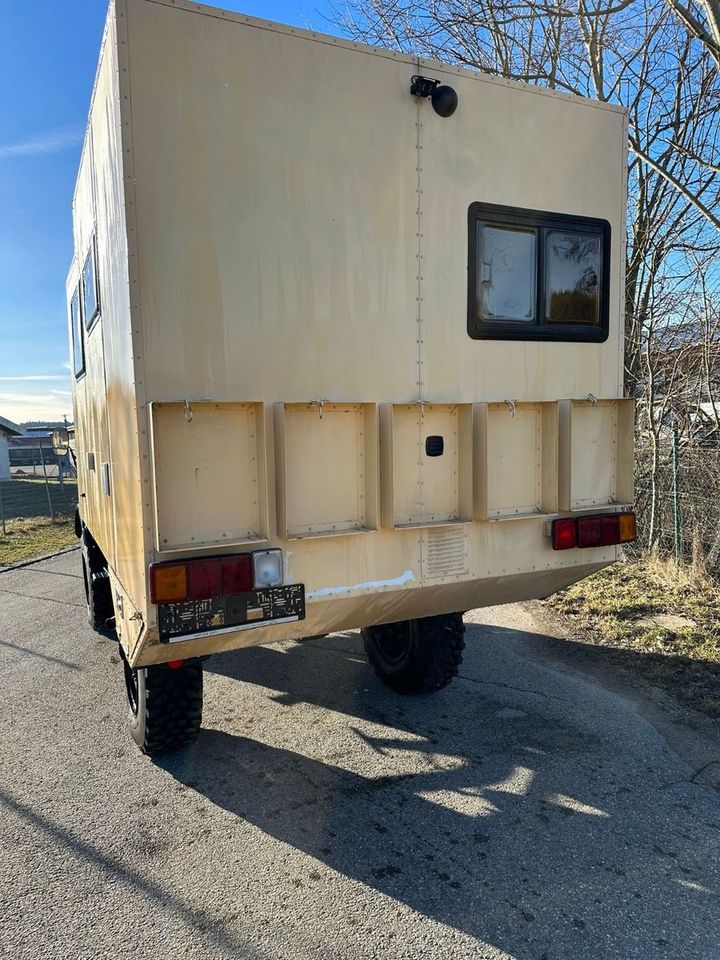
666, 0, 720, 64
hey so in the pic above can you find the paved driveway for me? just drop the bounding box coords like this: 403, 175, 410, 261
1, 551, 719, 960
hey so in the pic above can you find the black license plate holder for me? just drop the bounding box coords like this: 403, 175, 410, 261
158, 584, 305, 642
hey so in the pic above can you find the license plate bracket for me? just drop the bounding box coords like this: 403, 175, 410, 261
158, 584, 305, 642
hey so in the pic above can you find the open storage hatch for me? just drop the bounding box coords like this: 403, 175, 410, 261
475, 402, 560, 520
150, 401, 268, 552
559, 398, 634, 510
274, 402, 378, 539
380, 404, 473, 529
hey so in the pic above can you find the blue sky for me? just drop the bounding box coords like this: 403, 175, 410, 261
0, 0, 334, 425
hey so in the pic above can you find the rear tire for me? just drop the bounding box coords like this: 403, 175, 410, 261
362, 613, 465, 694
81, 539, 114, 635
123, 656, 203, 756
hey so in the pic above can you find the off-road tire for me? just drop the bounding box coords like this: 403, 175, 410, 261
81, 540, 114, 635
362, 613, 465, 694
124, 657, 203, 756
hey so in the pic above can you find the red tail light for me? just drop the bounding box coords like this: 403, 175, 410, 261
221, 555, 253, 594
186, 558, 222, 600
551, 512, 637, 551
577, 515, 619, 548
150, 551, 267, 604
552, 517, 577, 550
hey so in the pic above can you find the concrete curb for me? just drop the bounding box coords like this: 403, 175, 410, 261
0, 544, 80, 574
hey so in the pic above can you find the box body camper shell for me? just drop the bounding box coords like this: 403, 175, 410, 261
68, 0, 633, 751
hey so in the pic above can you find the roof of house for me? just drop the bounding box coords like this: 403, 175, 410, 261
0, 415, 22, 437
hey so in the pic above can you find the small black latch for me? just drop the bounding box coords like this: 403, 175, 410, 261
425, 435, 444, 457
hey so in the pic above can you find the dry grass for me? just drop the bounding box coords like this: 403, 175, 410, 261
0, 517, 77, 567
544, 556, 720, 717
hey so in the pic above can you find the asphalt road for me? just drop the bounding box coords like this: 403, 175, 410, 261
1, 550, 719, 960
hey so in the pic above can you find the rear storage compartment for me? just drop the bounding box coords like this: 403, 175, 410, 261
380, 404, 473, 529
560, 399, 634, 510
150, 401, 268, 552
274, 402, 379, 539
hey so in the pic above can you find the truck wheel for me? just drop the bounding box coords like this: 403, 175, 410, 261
81, 541, 114, 635
362, 613, 465, 694
123, 657, 203, 755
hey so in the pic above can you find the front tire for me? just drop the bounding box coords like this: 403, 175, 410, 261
123, 657, 203, 755
362, 613, 465, 694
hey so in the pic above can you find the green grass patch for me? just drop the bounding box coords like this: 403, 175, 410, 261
0, 518, 77, 567
544, 557, 720, 717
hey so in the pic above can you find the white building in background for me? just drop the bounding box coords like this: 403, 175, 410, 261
0, 416, 22, 481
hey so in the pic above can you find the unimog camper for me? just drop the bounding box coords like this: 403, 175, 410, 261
68, 0, 635, 755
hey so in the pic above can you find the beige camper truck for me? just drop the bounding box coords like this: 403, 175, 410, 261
68, 0, 635, 755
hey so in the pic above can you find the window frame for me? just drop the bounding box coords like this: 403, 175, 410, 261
82, 234, 101, 332
70, 284, 86, 380
467, 203, 611, 343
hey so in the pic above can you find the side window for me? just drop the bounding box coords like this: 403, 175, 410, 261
468, 204, 610, 342
71, 285, 85, 378
478, 225, 537, 323
82, 234, 100, 330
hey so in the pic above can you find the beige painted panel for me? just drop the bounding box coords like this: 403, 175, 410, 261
560, 398, 635, 509
420, 407, 459, 520
275, 403, 377, 538
486, 403, 542, 518
476, 401, 560, 520
126, 0, 418, 404
419, 63, 626, 404
92, 8, 145, 606
382, 404, 472, 527
573, 401, 616, 507
150, 402, 266, 550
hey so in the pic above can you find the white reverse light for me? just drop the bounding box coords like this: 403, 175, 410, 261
252, 549, 284, 588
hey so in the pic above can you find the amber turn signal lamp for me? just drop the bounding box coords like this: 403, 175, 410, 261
150, 563, 187, 603
618, 512, 637, 543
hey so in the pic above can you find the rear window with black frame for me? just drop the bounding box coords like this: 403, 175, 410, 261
70, 285, 85, 379
82, 234, 100, 331
467, 203, 610, 343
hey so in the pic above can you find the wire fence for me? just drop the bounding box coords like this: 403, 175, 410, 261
634, 434, 720, 571
0, 474, 77, 536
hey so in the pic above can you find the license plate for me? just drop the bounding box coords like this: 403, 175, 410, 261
158, 584, 305, 642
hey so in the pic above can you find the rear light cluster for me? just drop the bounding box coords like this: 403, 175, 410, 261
551, 512, 637, 551
150, 549, 283, 604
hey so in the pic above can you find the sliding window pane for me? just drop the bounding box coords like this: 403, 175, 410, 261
479, 224, 536, 322
71, 287, 85, 378
545, 231, 600, 325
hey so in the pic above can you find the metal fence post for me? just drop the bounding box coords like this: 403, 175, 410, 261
0, 481, 6, 537
38, 442, 55, 521
671, 427, 682, 563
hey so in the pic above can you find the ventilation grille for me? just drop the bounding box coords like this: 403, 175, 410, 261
422, 527, 469, 580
